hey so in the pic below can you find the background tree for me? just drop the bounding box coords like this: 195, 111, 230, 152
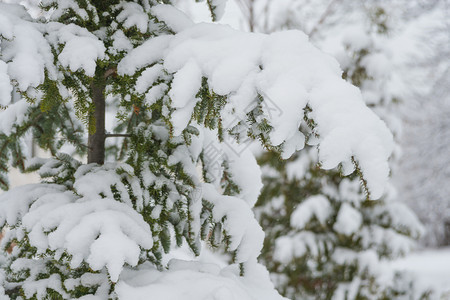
393, 0, 450, 247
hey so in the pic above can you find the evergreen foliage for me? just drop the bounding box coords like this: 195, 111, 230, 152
0, 0, 395, 299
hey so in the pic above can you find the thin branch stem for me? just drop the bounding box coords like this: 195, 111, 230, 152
105, 133, 131, 138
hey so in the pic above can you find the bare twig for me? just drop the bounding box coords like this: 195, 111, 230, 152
308, 0, 342, 38
235, 0, 256, 32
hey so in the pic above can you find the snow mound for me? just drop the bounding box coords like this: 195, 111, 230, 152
116, 259, 287, 300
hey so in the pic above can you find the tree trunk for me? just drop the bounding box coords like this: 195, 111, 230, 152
88, 72, 106, 165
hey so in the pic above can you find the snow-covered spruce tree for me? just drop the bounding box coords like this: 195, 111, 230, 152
1, 1, 394, 299
248, 2, 429, 299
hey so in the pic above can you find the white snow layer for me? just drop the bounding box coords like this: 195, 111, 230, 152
0, 61, 12, 107
47, 23, 106, 77
290, 195, 331, 230
115, 2, 150, 33
0, 3, 54, 92
199, 128, 263, 207
273, 232, 322, 264
202, 183, 264, 263
0, 165, 155, 284
0, 2, 105, 98
389, 247, 450, 297
152, 4, 194, 32
119, 5, 394, 199
0, 99, 32, 135
116, 259, 287, 300
209, 0, 227, 21
333, 203, 363, 236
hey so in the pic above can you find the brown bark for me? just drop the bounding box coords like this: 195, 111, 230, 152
0, 230, 15, 253
88, 72, 106, 165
